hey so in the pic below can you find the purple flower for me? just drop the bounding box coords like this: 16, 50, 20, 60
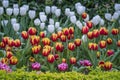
80, 60, 92, 66
58, 63, 68, 71
0, 62, 12, 72
31, 62, 41, 70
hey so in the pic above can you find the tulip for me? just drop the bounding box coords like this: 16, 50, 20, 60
42, 48, 50, 56
40, 23, 45, 30
13, 4, 19, 8
74, 39, 81, 46
2, 0, 9, 8
5, 45, 12, 51
29, 57, 35, 62
60, 34, 66, 42
117, 40, 120, 47
20, 7, 27, 16
43, 45, 51, 52
81, 12, 87, 19
32, 45, 41, 54
11, 18, 17, 24
76, 20, 83, 30
69, 11, 75, 17
50, 33, 58, 42
42, 38, 51, 45
70, 15, 77, 24
82, 26, 89, 34
88, 43, 98, 50
55, 42, 64, 52
28, 10, 36, 19
54, 54, 59, 60
6, 8, 13, 16
1, 58, 9, 64
107, 50, 114, 56
8, 39, 14, 47
45, 6, 50, 14
69, 27, 74, 34
39, 14, 47, 22
49, 18, 54, 25
57, 31, 63, 38
39, 31, 45, 38
112, 12, 119, 20
39, 12, 45, 15
13, 8, 19, 16
13, 23, 20, 32
68, 42, 76, 51
28, 27, 37, 35
58, 63, 68, 71
48, 25, 55, 33
111, 28, 119, 35
10, 56, 18, 65
80, 60, 92, 66
31, 62, 41, 70
0, 42, 6, 48
65, 8, 70, 16
47, 54, 55, 63
55, 9, 61, 17
6, 51, 13, 59
86, 21, 93, 29
70, 57, 76, 64
96, 51, 100, 58
34, 18, 41, 26
62, 58, 66, 63
51, 6, 57, 14
62, 28, 69, 36
76, 6, 85, 15
14, 39, 21, 47
104, 61, 112, 70
92, 29, 99, 38
98, 61, 105, 68
115, 3, 120, 11
21, 31, 29, 39
107, 38, 112, 45
0, 7, 4, 15
81, 35, 87, 42
87, 31, 93, 39
55, 22, 60, 28
105, 13, 112, 21
99, 27, 108, 35
84, 14, 89, 22
22, 5, 29, 11
1, 20, 8, 26
30, 35, 40, 45
99, 40, 106, 48
99, 19, 104, 26
91, 15, 101, 26
2, 37, 9, 44
75, 2, 81, 9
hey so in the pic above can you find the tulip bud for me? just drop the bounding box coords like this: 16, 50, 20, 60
47, 54, 55, 63
34, 18, 41, 26
68, 42, 76, 51
30, 35, 40, 45
55, 9, 61, 17
40, 14, 47, 22
14, 39, 21, 47
70, 16, 77, 24
49, 18, 54, 25
70, 57, 76, 64
51, 6, 57, 14
29, 57, 35, 62
107, 50, 114, 56
13, 4, 19, 8
13, 23, 20, 32
11, 18, 17, 24
82, 26, 89, 34
75, 2, 81, 9
2, 0, 9, 8
69, 11, 75, 17
39, 31, 45, 38
87, 31, 93, 39
20, 7, 27, 16
21, 31, 29, 39
93, 29, 99, 38
1, 20, 8, 26
48, 25, 55, 33
13, 8, 19, 16
74, 39, 81, 46
42, 48, 50, 56
28, 10, 36, 19
40, 23, 45, 30
32, 45, 41, 54
117, 40, 120, 47
5, 45, 12, 51
76, 6, 85, 15
22, 5, 29, 11
1, 58, 9, 64
97, 51, 100, 58
111, 28, 119, 35
10, 56, 18, 65
50, 33, 58, 42
54, 54, 59, 60
0, 42, 6, 48
45, 6, 50, 14
6, 51, 13, 59
99, 40, 106, 48
82, 12, 87, 19
8, 39, 14, 47
105, 13, 112, 21
42, 38, 51, 45
28, 27, 37, 35
76, 21, 83, 30
88, 43, 98, 50
112, 12, 119, 20
104, 61, 112, 70
86, 21, 93, 29
107, 38, 112, 45
62, 58, 66, 63
91, 15, 101, 26
99, 27, 108, 35
65, 8, 70, 16
98, 61, 105, 68
99, 19, 104, 26
63, 28, 69, 36
115, 3, 120, 11
0, 7, 4, 15
6, 8, 13, 16
69, 27, 74, 34
57, 31, 63, 38
2, 37, 9, 44
55, 42, 64, 52
55, 22, 60, 28
60, 34, 66, 42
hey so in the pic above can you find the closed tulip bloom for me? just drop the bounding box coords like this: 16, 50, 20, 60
5, 45, 12, 51
87, 31, 93, 39
93, 29, 99, 38
76, 20, 83, 30
1, 58, 9, 64
49, 18, 54, 25
70, 57, 76, 64
45, 6, 50, 14
1, 20, 8, 26
84, 14, 89, 22
112, 12, 119, 20
51, 6, 57, 14
30, 35, 40, 45
105, 13, 112, 21
82, 26, 89, 34
88, 43, 98, 50
50, 33, 58, 42
13, 8, 19, 16
29, 57, 35, 62
69, 27, 74, 34
40, 14, 47, 22
74, 39, 81, 46
13, 4, 19, 8
60, 34, 66, 42
28, 27, 37, 35
65, 8, 70, 16
62, 58, 66, 63
43, 45, 51, 53
6, 51, 13, 59
76, 6, 85, 15
70, 15, 77, 24
2, 0, 9, 8
99, 27, 108, 35
115, 3, 120, 11
86, 21, 93, 29
91, 15, 101, 26
34, 18, 41, 26
54, 54, 59, 60
55, 22, 60, 28
55, 42, 64, 52
10, 56, 18, 65
117, 40, 120, 47
40, 23, 45, 30
42, 38, 51, 45
31, 62, 41, 70
99, 40, 106, 48
62, 28, 69, 36
0, 7, 4, 15
98, 61, 105, 68
8, 39, 14, 47
55, 9, 61, 17
111, 28, 119, 35
22, 5, 29, 11
48, 25, 55, 33
13, 23, 20, 32
0, 42, 6, 48
99, 19, 105, 26
20, 7, 27, 16
68, 42, 76, 51
69, 11, 75, 17
6, 8, 13, 16
96, 51, 100, 58
104, 61, 112, 70
57, 27, 62, 32
75, 2, 81, 9
107, 38, 112, 45
39, 31, 45, 38
57, 31, 63, 38
28, 10, 36, 19
2, 37, 9, 44
81, 35, 87, 42
32, 45, 41, 54
21, 31, 29, 39
14, 39, 21, 47
82, 12, 87, 19
11, 18, 17, 24
47, 54, 55, 63
42, 48, 50, 56
107, 50, 114, 56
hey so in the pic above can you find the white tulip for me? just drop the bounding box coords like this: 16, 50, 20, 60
65, 8, 70, 16
2, 0, 9, 8
114, 3, 120, 11
83, 22, 87, 26
49, 18, 54, 25
48, 25, 55, 33
99, 19, 104, 26
84, 14, 89, 22
55, 22, 60, 28
91, 15, 101, 26
105, 13, 112, 21
40, 14, 47, 22
1, 20, 8, 26
40, 23, 45, 30
112, 12, 119, 20
20, 7, 27, 16
22, 5, 29, 11
75, 2, 81, 9
70, 15, 77, 24
76, 6, 85, 15
39, 12, 45, 15
0, 7, 4, 15
34, 18, 41, 26
28, 10, 36, 19
11, 18, 17, 24
57, 27, 62, 31
13, 8, 19, 16
81, 35, 87, 42
6, 8, 13, 16
69, 11, 75, 17
45, 6, 50, 14
76, 20, 83, 30
13, 4, 19, 8
116, 11, 120, 16
51, 6, 57, 14
13, 23, 20, 32
55, 9, 61, 17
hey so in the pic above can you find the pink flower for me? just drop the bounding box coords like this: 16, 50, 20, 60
0, 62, 12, 72
31, 62, 41, 70
58, 63, 68, 71
80, 60, 92, 66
